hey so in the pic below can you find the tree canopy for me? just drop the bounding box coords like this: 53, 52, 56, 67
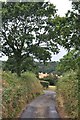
57, 0, 80, 51
1, 1, 80, 76
55, 0, 80, 74
57, 49, 79, 74
1, 2, 61, 76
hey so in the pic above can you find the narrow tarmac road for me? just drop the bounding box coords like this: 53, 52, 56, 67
20, 90, 60, 118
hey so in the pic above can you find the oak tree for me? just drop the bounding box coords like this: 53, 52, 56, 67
1, 2, 60, 76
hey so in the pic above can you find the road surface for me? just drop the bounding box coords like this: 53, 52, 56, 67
20, 90, 60, 118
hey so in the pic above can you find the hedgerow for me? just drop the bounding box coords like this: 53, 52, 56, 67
2, 71, 43, 118
40, 80, 49, 88
56, 70, 78, 118
39, 74, 58, 86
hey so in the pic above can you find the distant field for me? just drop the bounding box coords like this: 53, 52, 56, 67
48, 86, 56, 91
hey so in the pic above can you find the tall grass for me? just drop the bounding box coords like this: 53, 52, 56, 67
2, 71, 43, 118
56, 70, 78, 118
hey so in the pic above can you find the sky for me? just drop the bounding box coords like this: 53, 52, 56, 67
48, 0, 72, 17
0, 0, 72, 61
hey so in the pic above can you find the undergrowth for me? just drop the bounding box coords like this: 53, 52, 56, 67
56, 70, 78, 118
2, 71, 43, 118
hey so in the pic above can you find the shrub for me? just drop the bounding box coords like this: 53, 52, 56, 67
56, 70, 78, 118
40, 81, 49, 88
41, 74, 58, 85
2, 71, 43, 118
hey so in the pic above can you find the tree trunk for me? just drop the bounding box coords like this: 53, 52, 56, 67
16, 62, 21, 77
15, 56, 22, 77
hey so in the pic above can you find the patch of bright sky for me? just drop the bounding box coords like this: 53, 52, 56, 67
46, 0, 72, 17
51, 47, 68, 61
0, 0, 72, 61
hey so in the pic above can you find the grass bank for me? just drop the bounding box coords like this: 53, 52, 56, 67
56, 70, 78, 118
2, 71, 43, 118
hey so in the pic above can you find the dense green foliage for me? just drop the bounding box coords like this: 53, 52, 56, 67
2, 60, 58, 75
57, 49, 79, 74
40, 81, 49, 89
1, 0, 80, 118
37, 61, 58, 73
54, 1, 80, 51
56, 49, 79, 118
2, 71, 43, 118
1, 2, 61, 76
40, 74, 58, 86
56, 70, 78, 118
2, 1, 80, 76
0, 61, 2, 69
2, 57, 37, 74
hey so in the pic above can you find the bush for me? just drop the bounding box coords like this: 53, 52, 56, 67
56, 70, 78, 118
42, 74, 58, 85
2, 71, 43, 118
40, 81, 49, 88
